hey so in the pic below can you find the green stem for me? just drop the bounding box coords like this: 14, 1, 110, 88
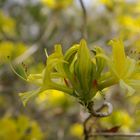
48, 82, 73, 95
79, 0, 87, 39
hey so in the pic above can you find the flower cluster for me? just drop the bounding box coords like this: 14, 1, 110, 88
19, 39, 140, 107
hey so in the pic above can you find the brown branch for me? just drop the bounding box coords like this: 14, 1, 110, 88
88, 133, 140, 137
79, 0, 87, 39
87, 101, 113, 117
83, 114, 92, 140
83, 101, 113, 140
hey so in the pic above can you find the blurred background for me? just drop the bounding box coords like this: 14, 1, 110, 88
0, 0, 140, 140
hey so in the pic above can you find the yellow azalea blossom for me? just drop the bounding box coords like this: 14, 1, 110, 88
41, 0, 73, 10
16, 39, 140, 107
69, 123, 83, 138
107, 39, 140, 95
19, 40, 100, 106
118, 15, 140, 33
0, 11, 16, 36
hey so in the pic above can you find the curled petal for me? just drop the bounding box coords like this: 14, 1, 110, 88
109, 39, 126, 77
119, 80, 135, 96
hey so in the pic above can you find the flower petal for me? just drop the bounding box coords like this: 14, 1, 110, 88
123, 57, 136, 79
119, 80, 135, 96
109, 39, 126, 78
127, 79, 140, 92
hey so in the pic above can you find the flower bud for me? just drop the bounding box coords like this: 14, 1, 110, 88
74, 40, 96, 102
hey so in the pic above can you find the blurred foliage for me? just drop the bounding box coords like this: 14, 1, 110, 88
0, 41, 27, 65
0, 11, 16, 37
36, 90, 74, 109
69, 123, 83, 139
101, 110, 134, 132
0, 115, 43, 140
0, 0, 140, 140
42, 0, 73, 10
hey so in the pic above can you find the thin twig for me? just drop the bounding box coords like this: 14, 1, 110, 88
87, 101, 113, 117
83, 101, 113, 140
83, 114, 92, 140
79, 0, 87, 39
88, 133, 140, 137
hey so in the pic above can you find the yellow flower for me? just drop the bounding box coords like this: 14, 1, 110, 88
69, 123, 83, 138
101, 110, 134, 132
118, 15, 140, 33
19, 40, 98, 106
17, 39, 140, 106
107, 39, 140, 95
0, 11, 15, 36
41, 0, 73, 10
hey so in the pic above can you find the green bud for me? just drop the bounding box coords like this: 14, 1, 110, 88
74, 40, 96, 102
